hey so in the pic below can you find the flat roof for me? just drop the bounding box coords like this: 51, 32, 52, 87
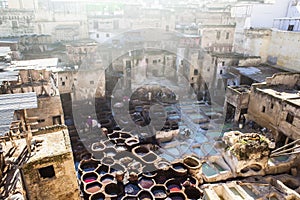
25, 129, 71, 164
3, 128, 71, 165
233, 64, 287, 83
0, 92, 38, 136
11, 58, 58, 69
257, 87, 300, 106
286, 98, 300, 107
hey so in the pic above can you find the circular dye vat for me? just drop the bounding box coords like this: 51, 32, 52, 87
85, 182, 102, 194
151, 186, 167, 199
138, 191, 153, 200
82, 172, 98, 183
184, 187, 202, 199
105, 183, 120, 196
139, 178, 154, 189
96, 164, 109, 175
90, 192, 105, 200
169, 192, 186, 200
100, 174, 114, 184
124, 183, 140, 195
152, 189, 166, 199
168, 184, 181, 192
102, 157, 114, 165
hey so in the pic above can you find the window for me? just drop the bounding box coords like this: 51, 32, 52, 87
288, 25, 294, 31
96, 34, 99, 38
271, 103, 274, 109
194, 69, 198, 75
62, 81, 65, 86
222, 61, 225, 66
0, 20, 2, 25
37, 119, 45, 123
52, 116, 61, 125
216, 31, 220, 40
211, 58, 214, 64
153, 60, 157, 64
286, 113, 294, 124
262, 106, 266, 113
226, 32, 229, 39
65, 76, 68, 80
12, 21, 18, 28
38, 165, 55, 179
220, 70, 223, 75
93, 21, 98, 29
106, 33, 110, 37
90, 80, 94, 85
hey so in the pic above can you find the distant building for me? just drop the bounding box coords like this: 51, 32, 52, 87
0, 9, 35, 37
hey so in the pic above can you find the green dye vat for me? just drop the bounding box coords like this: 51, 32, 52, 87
273, 155, 289, 162
241, 185, 258, 198
229, 187, 243, 199
202, 163, 218, 177
213, 163, 226, 172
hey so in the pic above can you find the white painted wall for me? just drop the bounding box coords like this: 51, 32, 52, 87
250, 0, 290, 28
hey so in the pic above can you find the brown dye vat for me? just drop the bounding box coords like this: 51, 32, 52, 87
85, 182, 102, 194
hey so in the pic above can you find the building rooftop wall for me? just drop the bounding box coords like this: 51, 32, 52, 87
23, 129, 72, 164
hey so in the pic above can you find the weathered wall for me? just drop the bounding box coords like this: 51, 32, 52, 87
225, 86, 250, 121
73, 68, 106, 100
27, 96, 65, 129
278, 102, 300, 140
247, 89, 281, 133
201, 25, 235, 53
57, 71, 75, 94
237, 29, 271, 62
266, 73, 300, 87
237, 28, 300, 72
21, 130, 80, 200
267, 30, 300, 71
